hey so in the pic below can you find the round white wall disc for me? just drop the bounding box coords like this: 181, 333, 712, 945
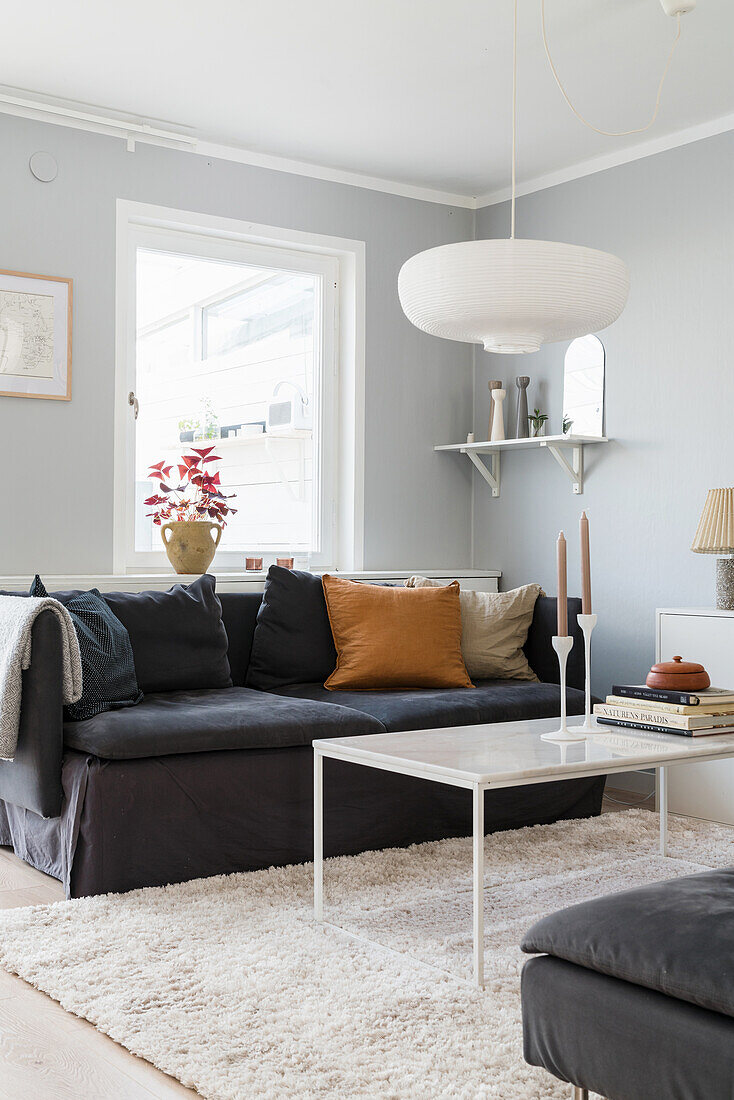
29, 151, 58, 182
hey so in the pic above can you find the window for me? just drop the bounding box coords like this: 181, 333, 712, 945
115, 205, 364, 574
134, 248, 332, 559
202, 276, 314, 359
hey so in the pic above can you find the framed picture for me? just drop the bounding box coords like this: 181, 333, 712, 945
0, 269, 72, 400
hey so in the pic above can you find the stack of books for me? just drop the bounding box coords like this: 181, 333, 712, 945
594, 684, 734, 737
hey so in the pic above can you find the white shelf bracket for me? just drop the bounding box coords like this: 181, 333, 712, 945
435, 434, 604, 499
464, 448, 501, 497
545, 443, 584, 494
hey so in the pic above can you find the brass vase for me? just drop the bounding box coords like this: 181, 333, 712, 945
161, 521, 222, 575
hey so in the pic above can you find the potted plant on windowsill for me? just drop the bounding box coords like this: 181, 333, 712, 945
178, 415, 200, 443
194, 397, 220, 442
145, 447, 237, 575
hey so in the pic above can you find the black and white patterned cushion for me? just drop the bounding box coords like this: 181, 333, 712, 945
30, 575, 142, 722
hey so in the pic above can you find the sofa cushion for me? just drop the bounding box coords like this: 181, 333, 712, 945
406, 576, 542, 682
521, 867, 734, 1019
524, 596, 584, 688
30, 576, 143, 722
272, 680, 585, 733
103, 575, 231, 693
246, 567, 337, 690
63, 686, 385, 759
218, 592, 263, 686
322, 574, 472, 691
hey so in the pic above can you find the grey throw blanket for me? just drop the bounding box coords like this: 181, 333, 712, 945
0, 595, 82, 760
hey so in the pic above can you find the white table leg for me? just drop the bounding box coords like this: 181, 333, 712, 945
473, 784, 485, 989
658, 765, 668, 857
314, 749, 324, 920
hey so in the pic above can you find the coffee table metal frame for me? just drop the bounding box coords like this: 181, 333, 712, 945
313, 719, 734, 989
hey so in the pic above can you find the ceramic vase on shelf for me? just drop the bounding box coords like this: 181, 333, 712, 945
515, 376, 530, 438
490, 389, 506, 442
488, 380, 502, 440
161, 521, 222, 574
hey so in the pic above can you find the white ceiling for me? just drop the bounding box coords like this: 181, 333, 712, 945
2, 0, 732, 201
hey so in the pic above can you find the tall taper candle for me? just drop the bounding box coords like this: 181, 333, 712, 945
557, 531, 568, 636
580, 511, 592, 615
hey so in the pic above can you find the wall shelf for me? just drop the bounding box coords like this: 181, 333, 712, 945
434, 435, 608, 498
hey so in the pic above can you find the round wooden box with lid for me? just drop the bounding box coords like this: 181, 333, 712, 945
646, 656, 711, 691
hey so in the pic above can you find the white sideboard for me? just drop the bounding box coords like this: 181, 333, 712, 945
657, 607, 734, 825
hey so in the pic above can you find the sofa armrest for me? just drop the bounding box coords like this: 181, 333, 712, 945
0, 610, 64, 817
524, 597, 584, 690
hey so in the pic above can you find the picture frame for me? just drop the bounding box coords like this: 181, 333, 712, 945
0, 269, 73, 401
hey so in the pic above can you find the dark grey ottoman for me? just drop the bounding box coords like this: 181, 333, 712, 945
520, 868, 734, 1099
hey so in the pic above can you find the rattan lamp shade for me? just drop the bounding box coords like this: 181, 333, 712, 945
691, 488, 734, 610
691, 489, 734, 554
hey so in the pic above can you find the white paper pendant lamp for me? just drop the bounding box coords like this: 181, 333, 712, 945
398, 0, 694, 352
398, 237, 630, 354
397, 0, 656, 354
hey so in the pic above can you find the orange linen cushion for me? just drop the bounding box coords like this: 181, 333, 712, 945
321, 575, 473, 691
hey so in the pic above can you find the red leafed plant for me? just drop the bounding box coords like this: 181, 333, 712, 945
144, 447, 237, 527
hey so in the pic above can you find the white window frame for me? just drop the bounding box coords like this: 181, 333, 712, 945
114, 201, 365, 574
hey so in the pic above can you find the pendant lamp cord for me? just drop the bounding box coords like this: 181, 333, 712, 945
541, 0, 682, 137
511, 0, 518, 238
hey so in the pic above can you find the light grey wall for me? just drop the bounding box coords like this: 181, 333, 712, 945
473, 130, 734, 694
5, 106, 730, 692
0, 114, 474, 575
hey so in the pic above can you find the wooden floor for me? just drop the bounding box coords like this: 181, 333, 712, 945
0, 788, 653, 1098
0, 848, 199, 1098
602, 784, 655, 815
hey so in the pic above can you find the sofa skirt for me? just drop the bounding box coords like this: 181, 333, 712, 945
0, 747, 606, 897
522, 955, 734, 1100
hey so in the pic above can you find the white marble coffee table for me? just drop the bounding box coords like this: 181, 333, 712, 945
313, 716, 734, 988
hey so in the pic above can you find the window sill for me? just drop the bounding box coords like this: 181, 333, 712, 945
0, 568, 501, 594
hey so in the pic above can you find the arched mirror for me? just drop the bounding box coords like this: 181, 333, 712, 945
562, 334, 605, 438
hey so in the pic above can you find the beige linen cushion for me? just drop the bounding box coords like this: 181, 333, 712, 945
405, 577, 543, 681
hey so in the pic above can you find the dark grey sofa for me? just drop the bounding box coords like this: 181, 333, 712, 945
0, 589, 604, 897
521, 868, 734, 1099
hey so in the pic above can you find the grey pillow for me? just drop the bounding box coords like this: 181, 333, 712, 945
104, 575, 232, 693
246, 567, 337, 690
30, 575, 142, 722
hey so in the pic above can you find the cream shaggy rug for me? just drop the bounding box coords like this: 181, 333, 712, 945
1, 809, 733, 1099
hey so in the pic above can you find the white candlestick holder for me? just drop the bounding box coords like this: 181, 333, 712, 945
541, 635, 586, 742
573, 613, 598, 733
